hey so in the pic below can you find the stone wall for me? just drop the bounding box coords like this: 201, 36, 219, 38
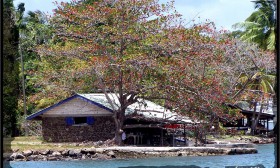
5, 146, 258, 161
42, 117, 115, 142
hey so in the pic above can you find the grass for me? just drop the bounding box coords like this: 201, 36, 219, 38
3, 136, 93, 153
4, 135, 264, 153
206, 134, 257, 141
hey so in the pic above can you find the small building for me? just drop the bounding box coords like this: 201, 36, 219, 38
224, 101, 275, 134
27, 93, 193, 145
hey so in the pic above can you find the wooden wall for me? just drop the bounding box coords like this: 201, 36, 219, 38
42, 97, 113, 117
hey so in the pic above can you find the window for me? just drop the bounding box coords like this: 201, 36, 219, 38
65, 116, 94, 126
74, 117, 87, 125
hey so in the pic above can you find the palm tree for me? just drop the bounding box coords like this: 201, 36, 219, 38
234, 69, 275, 135
20, 10, 52, 56
232, 0, 276, 51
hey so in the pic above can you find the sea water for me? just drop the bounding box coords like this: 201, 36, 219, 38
5, 144, 276, 168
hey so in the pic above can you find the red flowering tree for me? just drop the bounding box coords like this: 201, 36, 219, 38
37, 0, 241, 145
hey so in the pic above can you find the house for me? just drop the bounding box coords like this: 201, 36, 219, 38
224, 101, 275, 135
27, 93, 194, 145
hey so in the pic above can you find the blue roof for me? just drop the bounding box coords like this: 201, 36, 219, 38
26, 94, 113, 120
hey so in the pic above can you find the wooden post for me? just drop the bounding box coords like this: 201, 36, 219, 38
172, 133, 175, 147
184, 124, 186, 145
267, 118, 269, 132
160, 128, 163, 146
195, 126, 197, 146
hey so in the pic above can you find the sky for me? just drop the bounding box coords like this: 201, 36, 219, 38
13, 0, 256, 31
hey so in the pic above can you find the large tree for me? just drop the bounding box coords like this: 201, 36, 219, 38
3, 0, 20, 136
37, 0, 242, 145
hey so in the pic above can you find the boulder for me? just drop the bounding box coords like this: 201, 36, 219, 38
107, 151, 116, 158
15, 153, 25, 159
82, 154, 87, 160
22, 150, 33, 157
26, 155, 37, 161
95, 153, 111, 160
61, 150, 69, 156
10, 153, 24, 160
95, 141, 104, 146
32, 150, 40, 155
48, 156, 58, 161
37, 155, 47, 161
81, 147, 96, 154
69, 149, 81, 157
52, 151, 62, 157
96, 148, 105, 153
39, 149, 50, 155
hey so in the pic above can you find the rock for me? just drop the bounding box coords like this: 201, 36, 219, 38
39, 149, 50, 155
10, 153, 18, 160
69, 149, 81, 157
107, 151, 115, 158
22, 150, 33, 157
95, 141, 104, 146
11, 153, 25, 159
61, 150, 69, 156
95, 153, 111, 160
52, 151, 62, 156
82, 154, 87, 160
26, 155, 39, 161
32, 150, 39, 155
81, 147, 96, 154
48, 156, 58, 161
96, 148, 105, 153
37, 155, 47, 161
17, 153, 25, 159
267, 139, 272, 143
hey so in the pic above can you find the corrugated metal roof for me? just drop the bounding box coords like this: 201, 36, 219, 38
27, 93, 193, 123
234, 100, 274, 114
78, 93, 193, 123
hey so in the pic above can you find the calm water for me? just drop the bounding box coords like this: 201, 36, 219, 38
5, 144, 276, 168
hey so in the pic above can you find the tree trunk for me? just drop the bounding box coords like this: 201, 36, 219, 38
252, 103, 264, 135
113, 110, 125, 146
114, 128, 123, 146
251, 101, 257, 135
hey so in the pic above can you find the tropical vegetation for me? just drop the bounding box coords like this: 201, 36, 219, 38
232, 0, 276, 51
3, 0, 276, 147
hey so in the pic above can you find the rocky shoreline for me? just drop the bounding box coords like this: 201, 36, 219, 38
4, 136, 276, 162
4, 144, 258, 162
